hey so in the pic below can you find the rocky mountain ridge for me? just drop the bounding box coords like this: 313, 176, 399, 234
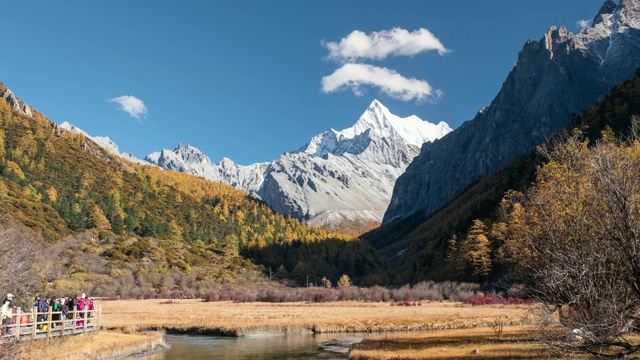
384, 0, 640, 224
58, 122, 150, 165
146, 100, 452, 228
0, 85, 32, 118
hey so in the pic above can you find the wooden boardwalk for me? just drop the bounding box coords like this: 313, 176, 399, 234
1, 306, 101, 341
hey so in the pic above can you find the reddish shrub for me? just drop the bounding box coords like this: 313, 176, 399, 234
464, 294, 533, 306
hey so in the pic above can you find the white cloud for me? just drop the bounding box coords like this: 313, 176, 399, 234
577, 19, 590, 29
109, 95, 148, 120
324, 28, 448, 62
321, 63, 442, 102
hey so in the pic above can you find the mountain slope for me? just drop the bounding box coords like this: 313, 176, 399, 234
384, 0, 640, 224
146, 100, 451, 230
0, 82, 378, 294
364, 70, 640, 284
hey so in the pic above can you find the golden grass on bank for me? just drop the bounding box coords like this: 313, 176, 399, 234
25, 300, 640, 360
349, 326, 566, 360
99, 299, 535, 335
19, 330, 165, 360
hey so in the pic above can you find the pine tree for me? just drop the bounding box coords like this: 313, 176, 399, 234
464, 220, 492, 278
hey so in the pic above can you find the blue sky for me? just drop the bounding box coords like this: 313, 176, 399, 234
2, 1, 605, 165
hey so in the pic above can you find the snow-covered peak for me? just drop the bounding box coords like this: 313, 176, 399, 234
300, 99, 451, 158
146, 148, 184, 169
174, 143, 211, 165
59, 121, 120, 156
59, 121, 84, 135
578, 0, 640, 45
346, 99, 449, 147
614, 0, 640, 31
92, 135, 120, 155
58, 121, 149, 165
573, 0, 640, 70
59, 122, 121, 155
145, 151, 162, 164
578, 7, 614, 47
343, 99, 390, 138
219, 157, 236, 168
388, 116, 452, 147
60, 121, 119, 153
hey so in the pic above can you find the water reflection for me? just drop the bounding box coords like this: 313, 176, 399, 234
138, 333, 359, 360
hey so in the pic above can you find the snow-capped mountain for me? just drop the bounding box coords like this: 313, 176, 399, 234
146, 100, 451, 228
58, 122, 149, 165
145, 145, 270, 195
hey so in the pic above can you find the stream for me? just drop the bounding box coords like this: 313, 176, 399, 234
135, 332, 367, 360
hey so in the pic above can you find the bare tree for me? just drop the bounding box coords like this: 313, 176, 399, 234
0, 216, 44, 304
497, 126, 640, 358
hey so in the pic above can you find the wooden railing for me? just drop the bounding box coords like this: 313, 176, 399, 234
1, 305, 101, 341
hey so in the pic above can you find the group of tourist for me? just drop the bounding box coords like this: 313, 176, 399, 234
1, 292, 96, 334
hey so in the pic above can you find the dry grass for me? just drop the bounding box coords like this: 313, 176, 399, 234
99, 299, 535, 335
349, 326, 569, 360
19, 300, 543, 359
19, 330, 165, 360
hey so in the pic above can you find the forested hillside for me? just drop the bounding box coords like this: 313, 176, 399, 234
364, 70, 640, 285
0, 82, 376, 296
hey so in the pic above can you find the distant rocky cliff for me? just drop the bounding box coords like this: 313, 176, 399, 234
0, 84, 32, 118
384, 0, 640, 224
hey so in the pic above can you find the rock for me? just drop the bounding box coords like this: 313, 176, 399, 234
0, 86, 32, 118
319, 337, 364, 354
471, 348, 479, 354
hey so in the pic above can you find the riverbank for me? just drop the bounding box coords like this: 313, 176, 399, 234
349, 326, 559, 359
18, 330, 166, 360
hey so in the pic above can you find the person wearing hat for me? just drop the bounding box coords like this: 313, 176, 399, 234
2, 293, 13, 306
1, 294, 15, 334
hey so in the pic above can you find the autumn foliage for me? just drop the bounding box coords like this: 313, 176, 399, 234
495, 124, 640, 357
0, 85, 372, 297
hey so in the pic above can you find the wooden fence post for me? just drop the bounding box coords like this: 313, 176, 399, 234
14, 307, 21, 340
47, 305, 52, 337
61, 307, 66, 334
83, 308, 88, 332
72, 310, 77, 334
31, 306, 36, 339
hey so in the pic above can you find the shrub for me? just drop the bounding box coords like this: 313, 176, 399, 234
197, 281, 484, 304
464, 294, 533, 306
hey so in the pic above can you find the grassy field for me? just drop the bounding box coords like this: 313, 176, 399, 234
19, 299, 549, 359
100, 299, 536, 335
